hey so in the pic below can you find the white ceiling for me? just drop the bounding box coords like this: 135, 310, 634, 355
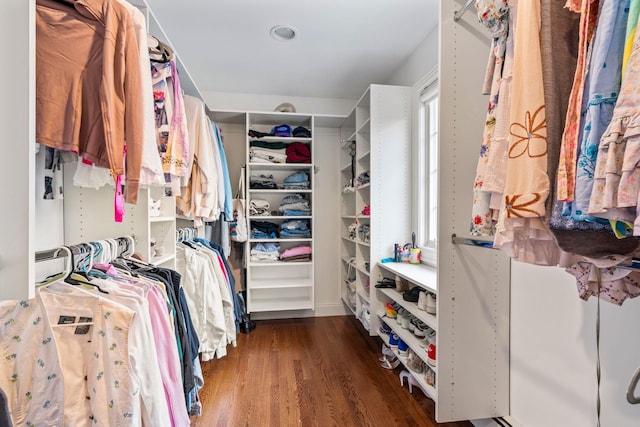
145, 0, 439, 100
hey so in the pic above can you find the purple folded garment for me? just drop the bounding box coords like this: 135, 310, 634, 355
280, 245, 312, 259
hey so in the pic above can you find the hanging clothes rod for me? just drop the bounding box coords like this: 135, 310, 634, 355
35, 247, 71, 262
453, 0, 475, 22
451, 233, 494, 248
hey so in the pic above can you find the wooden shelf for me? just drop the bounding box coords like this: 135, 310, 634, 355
356, 182, 370, 190
249, 238, 312, 243
249, 215, 312, 220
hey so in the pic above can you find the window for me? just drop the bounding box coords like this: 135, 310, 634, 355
415, 74, 438, 266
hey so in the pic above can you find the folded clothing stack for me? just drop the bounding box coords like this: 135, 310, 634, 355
251, 221, 279, 239
250, 174, 278, 189
280, 219, 311, 238
286, 142, 311, 163
283, 170, 310, 190
249, 146, 287, 164
250, 199, 270, 216
278, 193, 311, 216
280, 244, 312, 262
250, 242, 280, 263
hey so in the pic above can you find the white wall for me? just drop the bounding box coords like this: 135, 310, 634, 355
0, 0, 35, 300
203, 91, 355, 117
385, 24, 439, 88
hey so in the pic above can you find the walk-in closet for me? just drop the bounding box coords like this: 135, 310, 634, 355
2, 0, 640, 426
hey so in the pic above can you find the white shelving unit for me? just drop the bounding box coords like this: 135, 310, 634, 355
339, 84, 412, 334
245, 112, 315, 313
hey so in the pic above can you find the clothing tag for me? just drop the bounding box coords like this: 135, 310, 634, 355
58, 315, 76, 325
114, 175, 124, 223
75, 317, 92, 335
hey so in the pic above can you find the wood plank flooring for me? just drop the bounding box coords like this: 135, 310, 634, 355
191, 316, 473, 427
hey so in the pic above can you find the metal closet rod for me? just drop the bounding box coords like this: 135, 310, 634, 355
451, 233, 494, 248
453, 0, 475, 22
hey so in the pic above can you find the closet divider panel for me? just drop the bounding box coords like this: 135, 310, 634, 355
436, 0, 510, 422
368, 84, 412, 337
0, 0, 36, 300
62, 164, 152, 263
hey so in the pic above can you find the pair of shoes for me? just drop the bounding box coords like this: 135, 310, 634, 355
381, 356, 400, 370
417, 291, 427, 310
389, 333, 400, 348
379, 322, 392, 336
426, 293, 437, 315
379, 344, 395, 362
419, 328, 436, 348
397, 338, 409, 356
411, 318, 429, 337
375, 277, 395, 288
427, 344, 436, 367
400, 369, 428, 395
407, 349, 426, 374
403, 286, 422, 303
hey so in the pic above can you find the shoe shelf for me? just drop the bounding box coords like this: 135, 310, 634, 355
341, 294, 356, 315
357, 240, 370, 247
342, 235, 357, 243
378, 287, 437, 331
379, 315, 437, 375
378, 262, 437, 294
356, 265, 370, 276
356, 182, 371, 191
341, 163, 352, 172
357, 287, 370, 304
380, 332, 438, 401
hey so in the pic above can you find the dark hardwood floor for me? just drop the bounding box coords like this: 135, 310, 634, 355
191, 316, 473, 427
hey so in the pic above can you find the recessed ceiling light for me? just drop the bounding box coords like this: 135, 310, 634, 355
270, 25, 297, 41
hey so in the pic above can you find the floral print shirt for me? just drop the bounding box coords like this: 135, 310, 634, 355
0, 288, 139, 426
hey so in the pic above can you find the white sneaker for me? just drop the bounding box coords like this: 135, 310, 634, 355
417, 291, 427, 311
426, 293, 437, 315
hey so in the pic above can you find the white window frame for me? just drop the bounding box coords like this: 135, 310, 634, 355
413, 69, 438, 267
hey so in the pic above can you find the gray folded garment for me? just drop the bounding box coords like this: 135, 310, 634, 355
250, 199, 270, 216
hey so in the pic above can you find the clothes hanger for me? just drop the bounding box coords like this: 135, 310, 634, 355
35, 246, 73, 287
64, 244, 108, 294
627, 367, 640, 404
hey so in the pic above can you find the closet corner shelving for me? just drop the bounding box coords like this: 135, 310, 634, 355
339, 84, 412, 334
245, 112, 315, 313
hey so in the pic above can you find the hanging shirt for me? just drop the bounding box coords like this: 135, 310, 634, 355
493, 0, 563, 266
572, 0, 629, 219
556, 0, 601, 202
0, 288, 140, 426
35, 0, 144, 203
622, 0, 640, 78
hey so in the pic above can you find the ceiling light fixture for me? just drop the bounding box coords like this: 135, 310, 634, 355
270, 25, 297, 41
